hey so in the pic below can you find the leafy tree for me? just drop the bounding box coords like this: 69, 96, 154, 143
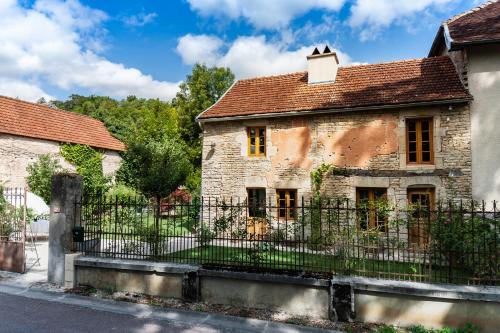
118, 138, 191, 203
26, 154, 62, 203
53, 95, 178, 144
173, 64, 234, 163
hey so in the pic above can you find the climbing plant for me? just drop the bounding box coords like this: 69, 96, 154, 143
60, 143, 110, 195
311, 163, 334, 195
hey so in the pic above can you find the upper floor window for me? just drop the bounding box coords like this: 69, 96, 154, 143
247, 127, 266, 157
406, 118, 434, 164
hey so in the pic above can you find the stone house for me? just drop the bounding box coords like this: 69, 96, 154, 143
198, 1, 500, 222
428, 0, 500, 204
198, 51, 472, 217
0, 95, 125, 188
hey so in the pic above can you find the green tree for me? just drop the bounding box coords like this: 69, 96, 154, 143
26, 154, 62, 203
119, 138, 191, 202
173, 64, 234, 162
53, 95, 178, 144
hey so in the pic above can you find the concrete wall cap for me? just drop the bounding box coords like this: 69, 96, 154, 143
75, 257, 199, 274
331, 276, 500, 302
199, 269, 330, 287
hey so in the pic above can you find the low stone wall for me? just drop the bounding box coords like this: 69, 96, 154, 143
333, 276, 500, 332
199, 270, 330, 319
72, 257, 500, 332
75, 257, 195, 299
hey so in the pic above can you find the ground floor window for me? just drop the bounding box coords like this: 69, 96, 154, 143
247, 188, 266, 218
407, 187, 435, 245
276, 189, 297, 220
356, 188, 388, 232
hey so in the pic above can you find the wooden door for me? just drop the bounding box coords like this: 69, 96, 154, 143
407, 188, 434, 246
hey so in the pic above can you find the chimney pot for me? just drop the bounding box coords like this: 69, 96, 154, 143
307, 45, 339, 85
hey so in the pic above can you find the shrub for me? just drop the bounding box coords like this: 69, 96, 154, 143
105, 184, 144, 203
199, 224, 215, 247
430, 204, 499, 280
26, 154, 62, 203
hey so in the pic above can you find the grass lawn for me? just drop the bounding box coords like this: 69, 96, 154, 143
167, 245, 471, 283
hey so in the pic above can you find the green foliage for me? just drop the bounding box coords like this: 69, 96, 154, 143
173, 64, 235, 163
0, 185, 6, 215
407, 323, 480, 333
60, 144, 110, 195
105, 184, 144, 203
430, 204, 499, 280
26, 154, 62, 203
52, 64, 234, 197
185, 167, 201, 196
311, 163, 333, 193
199, 224, 215, 247
373, 324, 399, 333
308, 164, 333, 248
118, 138, 191, 200
53, 95, 178, 144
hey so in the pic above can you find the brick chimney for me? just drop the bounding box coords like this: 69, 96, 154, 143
307, 45, 339, 84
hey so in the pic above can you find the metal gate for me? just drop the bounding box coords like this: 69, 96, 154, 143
0, 187, 26, 273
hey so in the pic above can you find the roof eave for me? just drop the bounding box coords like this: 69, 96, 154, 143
195, 80, 238, 124
449, 39, 500, 51
197, 98, 472, 123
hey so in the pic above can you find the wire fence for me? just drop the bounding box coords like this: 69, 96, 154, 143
74, 195, 499, 286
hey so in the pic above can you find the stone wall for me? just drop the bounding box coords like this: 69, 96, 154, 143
201, 104, 472, 204
0, 133, 122, 188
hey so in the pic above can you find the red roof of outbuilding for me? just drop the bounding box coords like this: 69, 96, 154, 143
198, 56, 471, 120
0, 95, 125, 151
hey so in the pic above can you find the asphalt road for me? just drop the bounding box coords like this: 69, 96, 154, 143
0, 292, 237, 333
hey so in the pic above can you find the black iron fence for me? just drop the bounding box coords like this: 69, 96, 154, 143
74, 196, 499, 286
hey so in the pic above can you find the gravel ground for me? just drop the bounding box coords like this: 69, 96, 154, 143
68, 285, 380, 333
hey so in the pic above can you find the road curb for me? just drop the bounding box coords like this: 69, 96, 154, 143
0, 282, 342, 333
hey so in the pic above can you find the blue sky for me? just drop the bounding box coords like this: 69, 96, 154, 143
0, 0, 479, 102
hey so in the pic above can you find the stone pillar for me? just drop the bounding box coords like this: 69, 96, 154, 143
48, 173, 83, 284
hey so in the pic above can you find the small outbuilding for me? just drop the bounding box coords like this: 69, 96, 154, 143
0, 95, 126, 188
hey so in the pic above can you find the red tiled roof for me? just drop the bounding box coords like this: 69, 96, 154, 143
0, 96, 125, 151
198, 56, 471, 120
447, 0, 500, 45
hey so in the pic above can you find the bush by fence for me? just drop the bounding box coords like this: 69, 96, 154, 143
74, 195, 499, 286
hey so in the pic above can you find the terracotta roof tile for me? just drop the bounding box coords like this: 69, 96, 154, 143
0, 96, 125, 151
446, 0, 500, 45
199, 56, 470, 120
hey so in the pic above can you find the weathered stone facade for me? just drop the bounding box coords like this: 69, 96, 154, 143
201, 104, 472, 205
0, 134, 122, 188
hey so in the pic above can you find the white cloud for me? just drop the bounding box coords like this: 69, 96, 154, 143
348, 0, 454, 41
177, 34, 224, 66
186, 0, 346, 29
0, 0, 179, 102
0, 78, 54, 102
122, 12, 158, 27
177, 34, 353, 79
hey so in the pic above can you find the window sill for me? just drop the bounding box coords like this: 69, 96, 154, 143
405, 164, 436, 171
